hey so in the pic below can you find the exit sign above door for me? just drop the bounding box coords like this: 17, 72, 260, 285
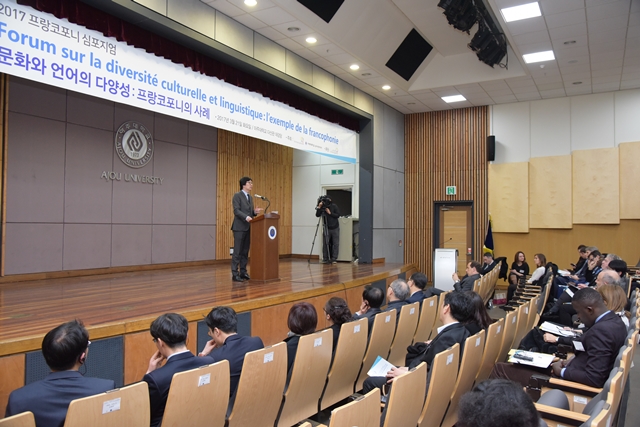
446, 186, 457, 195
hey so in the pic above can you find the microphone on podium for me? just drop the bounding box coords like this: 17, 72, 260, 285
254, 194, 268, 200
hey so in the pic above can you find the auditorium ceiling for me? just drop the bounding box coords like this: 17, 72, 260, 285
200, 0, 640, 113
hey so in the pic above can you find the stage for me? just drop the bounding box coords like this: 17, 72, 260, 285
0, 258, 413, 356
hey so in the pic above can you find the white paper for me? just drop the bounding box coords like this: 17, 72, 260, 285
198, 373, 211, 387
430, 300, 434, 307
102, 398, 121, 414
507, 350, 555, 368
566, 288, 575, 298
476, 337, 481, 347
540, 322, 577, 337
354, 324, 361, 333
446, 354, 454, 365
367, 356, 395, 377
314, 337, 323, 347
385, 315, 391, 323
410, 307, 416, 315
574, 396, 588, 404
497, 325, 501, 333
263, 352, 274, 363
573, 341, 585, 352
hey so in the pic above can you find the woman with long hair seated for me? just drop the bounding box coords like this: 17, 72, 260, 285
526, 253, 547, 285
465, 291, 493, 335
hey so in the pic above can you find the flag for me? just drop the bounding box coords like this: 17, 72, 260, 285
483, 216, 494, 256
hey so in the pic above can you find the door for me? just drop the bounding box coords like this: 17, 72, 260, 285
436, 204, 473, 277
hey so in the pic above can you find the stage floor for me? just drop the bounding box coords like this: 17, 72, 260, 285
0, 259, 406, 347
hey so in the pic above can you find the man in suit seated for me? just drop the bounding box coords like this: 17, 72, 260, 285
491, 288, 627, 388
407, 272, 428, 305
143, 313, 215, 427
383, 279, 410, 323
453, 261, 482, 292
5, 320, 115, 427
352, 285, 384, 334
480, 252, 498, 275
363, 291, 474, 394
198, 306, 264, 402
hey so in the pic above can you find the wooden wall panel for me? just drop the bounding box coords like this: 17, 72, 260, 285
217, 130, 293, 259
572, 148, 619, 224
124, 331, 157, 384
493, 219, 640, 273
405, 107, 489, 279
488, 162, 529, 232
530, 155, 572, 229
0, 353, 23, 416
619, 141, 640, 219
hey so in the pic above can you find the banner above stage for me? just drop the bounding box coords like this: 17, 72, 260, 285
0, 1, 357, 163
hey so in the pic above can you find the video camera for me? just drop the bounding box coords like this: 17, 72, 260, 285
316, 195, 332, 208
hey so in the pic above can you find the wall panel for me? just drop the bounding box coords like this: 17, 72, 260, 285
488, 162, 529, 232
529, 155, 572, 229
216, 130, 293, 259
572, 148, 619, 224
405, 107, 489, 278
0, 354, 24, 416
619, 141, 640, 219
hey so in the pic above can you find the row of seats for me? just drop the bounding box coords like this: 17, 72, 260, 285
0, 270, 504, 427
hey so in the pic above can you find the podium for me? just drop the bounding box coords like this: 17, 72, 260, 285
249, 213, 280, 281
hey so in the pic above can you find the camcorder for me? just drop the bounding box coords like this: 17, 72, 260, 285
316, 195, 332, 209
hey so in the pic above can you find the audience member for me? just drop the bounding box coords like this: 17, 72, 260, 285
569, 245, 589, 275
480, 253, 498, 274
598, 284, 630, 328
527, 254, 547, 285
199, 306, 264, 399
492, 288, 627, 388
600, 253, 621, 271
465, 291, 493, 335
452, 261, 482, 292
283, 302, 317, 374
384, 279, 409, 322
407, 273, 428, 305
144, 313, 214, 427
352, 285, 384, 334
509, 251, 529, 285
324, 297, 352, 350
456, 379, 541, 427
5, 320, 115, 427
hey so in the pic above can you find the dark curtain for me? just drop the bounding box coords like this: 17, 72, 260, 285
18, 0, 360, 132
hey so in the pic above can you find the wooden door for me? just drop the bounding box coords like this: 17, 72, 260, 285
438, 205, 473, 277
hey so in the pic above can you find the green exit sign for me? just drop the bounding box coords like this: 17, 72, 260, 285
446, 186, 457, 195
331, 169, 344, 175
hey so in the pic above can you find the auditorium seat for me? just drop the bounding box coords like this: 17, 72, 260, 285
416, 344, 460, 427
430, 291, 451, 339
319, 388, 380, 427
441, 330, 486, 427
386, 302, 420, 366
63, 382, 149, 427
496, 308, 519, 362
227, 342, 287, 427
413, 296, 438, 344
474, 318, 505, 385
276, 329, 333, 427
355, 310, 396, 392
161, 360, 230, 427
319, 318, 368, 411
381, 362, 427, 427
0, 411, 35, 427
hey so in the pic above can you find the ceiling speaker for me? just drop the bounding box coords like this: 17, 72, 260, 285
297, 0, 345, 23
385, 29, 433, 81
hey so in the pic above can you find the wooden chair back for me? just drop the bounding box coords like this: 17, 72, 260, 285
382, 362, 427, 427
355, 310, 396, 392
413, 296, 438, 344
161, 360, 229, 427
525, 296, 538, 332
0, 412, 35, 427
63, 382, 149, 427
475, 318, 505, 384
328, 388, 380, 427
320, 318, 368, 410
512, 304, 531, 348
387, 302, 420, 366
417, 344, 460, 427
496, 309, 519, 363
441, 331, 486, 427
430, 291, 451, 339
277, 329, 333, 427
227, 342, 287, 427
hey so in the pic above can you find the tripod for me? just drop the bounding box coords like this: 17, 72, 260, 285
308, 211, 332, 263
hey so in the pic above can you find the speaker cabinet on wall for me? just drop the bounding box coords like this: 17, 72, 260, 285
297, 0, 345, 23
487, 135, 496, 161
385, 29, 433, 81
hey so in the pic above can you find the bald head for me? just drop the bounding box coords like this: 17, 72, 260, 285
595, 269, 620, 289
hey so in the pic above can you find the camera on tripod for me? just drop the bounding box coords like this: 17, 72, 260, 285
316, 195, 332, 209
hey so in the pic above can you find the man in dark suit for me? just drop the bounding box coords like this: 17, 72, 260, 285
5, 320, 115, 427
198, 306, 264, 400
352, 285, 384, 335
383, 279, 409, 323
143, 313, 215, 427
231, 176, 263, 282
491, 288, 627, 388
480, 252, 498, 274
407, 272, 428, 305
363, 291, 473, 393
453, 261, 482, 292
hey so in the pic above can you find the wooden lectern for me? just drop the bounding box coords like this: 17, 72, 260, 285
249, 213, 280, 281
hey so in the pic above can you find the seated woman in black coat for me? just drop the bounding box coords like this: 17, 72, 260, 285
283, 302, 318, 375
323, 297, 352, 352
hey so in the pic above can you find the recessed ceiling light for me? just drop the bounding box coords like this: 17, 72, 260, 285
442, 95, 466, 103
573, 81, 582, 85
407, 102, 416, 105
244, 0, 257, 6
305, 37, 317, 44
287, 26, 300, 32
523, 50, 555, 64
564, 40, 576, 45
350, 64, 360, 70
382, 85, 391, 90
500, 2, 541, 22
568, 59, 578, 64
361, 72, 372, 76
